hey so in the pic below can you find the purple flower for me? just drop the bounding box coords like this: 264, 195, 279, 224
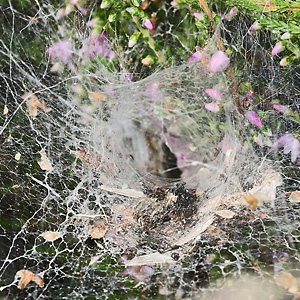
187, 51, 202, 62
205, 89, 222, 101
171, 1, 178, 7
120, 71, 135, 82
224, 7, 238, 21
55, 8, 65, 20
122, 265, 154, 283
273, 104, 290, 114
205, 102, 220, 112
271, 134, 300, 163
209, 51, 230, 73
81, 31, 115, 59
246, 110, 262, 127
272, 41, 285, 56
249, 21, 261, 33
76, 5, 88, 15
47, 40, 73, 64
142, 19, 153, 30
193, 13, 204, 20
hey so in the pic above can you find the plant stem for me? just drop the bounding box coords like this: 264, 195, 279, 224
198, 0, 242, 113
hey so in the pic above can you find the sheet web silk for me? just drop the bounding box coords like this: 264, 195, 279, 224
0, 0, 300, 299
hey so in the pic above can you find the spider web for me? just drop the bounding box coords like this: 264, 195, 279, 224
0, 1, 300, 299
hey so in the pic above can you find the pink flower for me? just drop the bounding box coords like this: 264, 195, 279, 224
81, 31, 115, 59
47, 40, 73, 64
76, 5, 88, 15
187, 51, 202, 62
273, 104, 290, 114
224, 7, 238, 21
209, 51, 230, 73
171, 1, 179, 7
205, 102, 220, 112
249, 21, 261, 33
271, 134, 300, 163
122, 265, 154, 283
246, 110, 262, 127
120, 71, 135, 82
142, 19, 153, 30
205, 89, 222, 101
280, 57, 288, 66
55, 8, 65, 20
272, 42, 285, 56
86, 20, 95, 27
193, 13, 204, 20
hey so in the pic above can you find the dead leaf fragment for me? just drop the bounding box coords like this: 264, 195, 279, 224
100, 186, 145, 198
215, 210, 235, 219
15, 270, 44, 289
125, 252, 174, 266
12, 184, 20, 188
41, 231, 62, 241
37, 150, 53, 171
275, 271, 299, 294
288, 191, 300, 203
88, 92, 107, 106
22, 93, 51, 117
3, 105, 8, 115
89, 222, 108, 239
243, 193, 258, 210
15, 152, 21, 161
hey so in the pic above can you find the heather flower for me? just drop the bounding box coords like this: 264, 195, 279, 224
224, 7, 238, 21
86, 20, 95, 27
81, 32, 115, 59
193, 13, 204, 20
187, 51, 202, 62
205, 89, 222, 101
246, 110, 262, 127
55, 8, 65, 20
77, 5, 88, 16
47, 40, 73, 64
272, 42, 285, 56
273, 104, 290, 114
271, 134, 300, 163
281, 32, 291, 40
209, 51, 230, 73
122, 265, 154, 283
249, 21, 261, 33
171, 1, 179, 7
142, 19, 153, 30
120, 72, 135, 82
205, 102, 220, 112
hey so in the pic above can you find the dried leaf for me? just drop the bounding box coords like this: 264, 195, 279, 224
15, 270, 44, 289
37, 150, 53, 171
125, 252, 174, 267
41, 231, 62, 241
275, 271, 298, 294
89, 222, 108, 239
175, 215, 214, 246
288, 191, 300, 203
88, 92, 107, 106
3, 105, 8, 115
100, 185, 145, 198
12, 184, 20, 188
243, 193, 258, 210
139, 0, 149, 10
249, 169, 282, 203
22, 93, 51, 117
15, 152, 21, 161
215, 210, 235, 219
